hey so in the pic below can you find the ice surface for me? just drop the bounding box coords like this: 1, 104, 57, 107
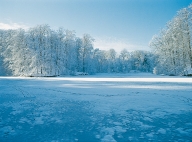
0, 73, 192, 141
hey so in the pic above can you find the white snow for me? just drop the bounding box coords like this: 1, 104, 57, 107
0, 73, 192, 141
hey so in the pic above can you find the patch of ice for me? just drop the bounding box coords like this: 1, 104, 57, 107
19, 117, 31, 124
101, 135, 116, 142
50, 117, 62, 123
176, 128, 189, 135
146, 132, 154, 138
0, 126, 16, 136
113, 122, 122, 126
34, 116, 44, 125
186, 123, 192, 126
114, 126, 126, 133
134, 121, 153, 130
102, 127, 114, 135
128, 137, 134, 141
10, 110, 22, 115
101, 127, 116, 142
157, 128, 166, 134
95, 134, 101, 139
143, 117, 153, 122
140, 124, 153, 130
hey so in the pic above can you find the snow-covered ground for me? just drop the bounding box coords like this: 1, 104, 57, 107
0, 73, 192, 142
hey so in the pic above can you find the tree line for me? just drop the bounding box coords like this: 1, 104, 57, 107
0, 25, 154, 76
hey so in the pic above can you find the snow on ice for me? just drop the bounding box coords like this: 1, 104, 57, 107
0, 73, 192, 142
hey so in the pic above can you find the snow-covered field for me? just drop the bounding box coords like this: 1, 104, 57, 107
0, 73, 192, 142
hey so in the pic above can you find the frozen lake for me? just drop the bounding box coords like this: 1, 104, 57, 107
0, 73, 192, 142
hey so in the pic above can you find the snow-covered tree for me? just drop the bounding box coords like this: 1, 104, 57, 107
150, 4, 192, 75
0, 24, 156, 77
119, 49, 131, 73
78, 34, 94, 74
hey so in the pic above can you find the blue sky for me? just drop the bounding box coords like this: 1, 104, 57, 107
0, 0, 191, 52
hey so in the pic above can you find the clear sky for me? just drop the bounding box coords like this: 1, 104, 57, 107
0, 0, 192, 52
